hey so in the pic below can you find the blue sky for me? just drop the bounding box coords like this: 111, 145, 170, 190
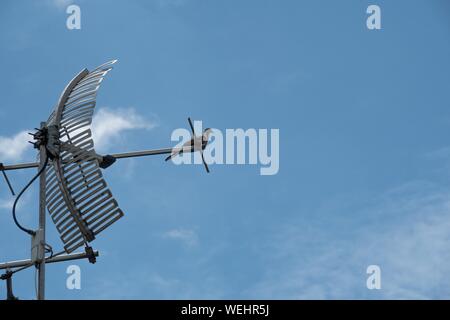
1, 0, 450, 299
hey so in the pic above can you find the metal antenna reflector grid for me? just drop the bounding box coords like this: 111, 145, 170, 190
45, 60, 124, 254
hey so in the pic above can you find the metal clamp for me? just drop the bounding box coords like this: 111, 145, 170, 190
1, 271, 19, 300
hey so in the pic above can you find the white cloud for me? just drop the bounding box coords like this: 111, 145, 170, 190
163, 228, 199, 246
91, 108, 157, 152
50, 0, 73, 9
0, 130, 31, 162
0, 108, 155, 162
0, 198, 14, 210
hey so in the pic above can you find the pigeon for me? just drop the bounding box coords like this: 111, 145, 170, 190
165, 128, 213, 161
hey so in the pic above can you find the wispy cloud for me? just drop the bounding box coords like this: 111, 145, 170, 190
247, 181, 450, 299
91, 107, 157, 152
0, 130, 31, 162
0, 108, 155, 161
85, 268, 222, 299
49, 0, 74, 9
163, 228, 199, 246
0, 198, 14, 210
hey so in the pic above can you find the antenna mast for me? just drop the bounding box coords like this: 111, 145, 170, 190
37, 121, 47, 300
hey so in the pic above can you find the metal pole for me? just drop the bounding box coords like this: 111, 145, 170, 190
1, 147, 178, 171
111, 148, 173, 159
1, 161, 40, 171
0, 251, 100, 270
37, 122, 46, 300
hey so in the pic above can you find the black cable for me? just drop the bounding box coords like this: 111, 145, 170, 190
49, 250, 65, 259
44, 243, 54, 259
11, 153, 49, 236
0, 245, 62, 282
0, 262, 35, 280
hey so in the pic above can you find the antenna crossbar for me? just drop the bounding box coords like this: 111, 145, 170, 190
1, 147, 178, 171
0, 250, 100, 270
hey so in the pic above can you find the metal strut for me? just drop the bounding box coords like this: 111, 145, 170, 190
0, 271, 19, 300
0, 163, 15, 196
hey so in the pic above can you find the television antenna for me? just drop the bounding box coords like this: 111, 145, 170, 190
0, 60, 212, 300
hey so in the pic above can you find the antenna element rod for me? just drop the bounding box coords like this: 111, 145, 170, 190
1, 147, 180, 171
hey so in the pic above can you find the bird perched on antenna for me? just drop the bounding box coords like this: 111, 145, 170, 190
165, 128, 213, 161
165, 118, 213, 173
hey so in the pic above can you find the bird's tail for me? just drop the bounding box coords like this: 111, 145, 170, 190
165, 150, 182, 161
